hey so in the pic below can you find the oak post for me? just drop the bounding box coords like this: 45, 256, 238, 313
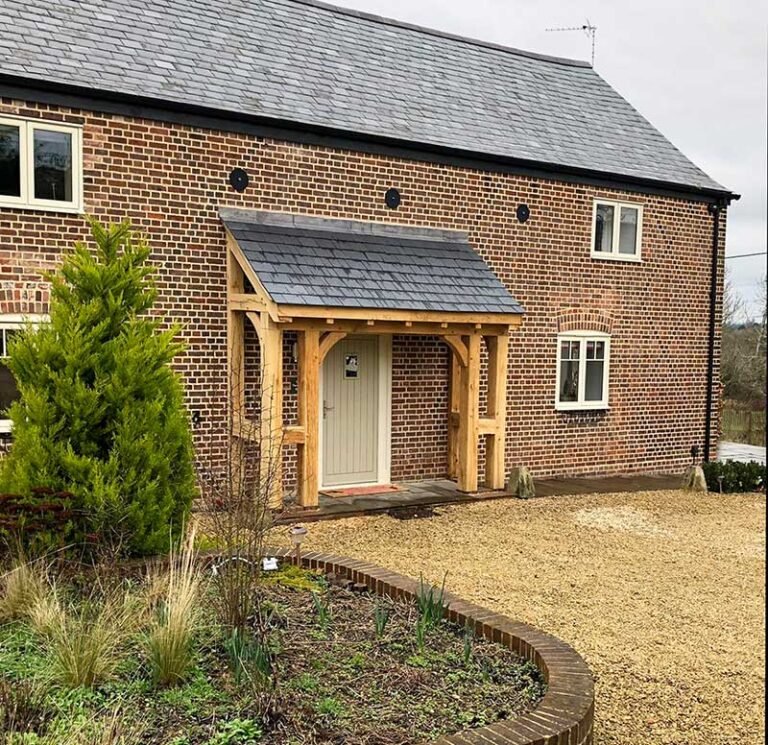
484, 333, 509, 489
297, 329, 321, 507
227, 249, 246, 492
259, 312, 284, 509
448, 351, 461, 478
457, 334, 481, 492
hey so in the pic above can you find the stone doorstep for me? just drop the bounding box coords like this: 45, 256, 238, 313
263, 546, 595, 745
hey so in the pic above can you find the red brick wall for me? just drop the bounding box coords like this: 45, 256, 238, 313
390, 336, 451, 482
0, 97, 725, 481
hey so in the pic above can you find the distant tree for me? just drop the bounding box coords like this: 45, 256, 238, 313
722, 274, 745, 326
721, 272, 767, 406
0, 219, 196, 555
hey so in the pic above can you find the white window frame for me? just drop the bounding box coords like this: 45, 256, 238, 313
555, 330, 611, 411
0, 115, 83, 213
590, 199, 643, 262
0, 314, 47, 433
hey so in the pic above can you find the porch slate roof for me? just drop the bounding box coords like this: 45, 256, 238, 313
0, 0, 727, 194
220, 210, 523, 315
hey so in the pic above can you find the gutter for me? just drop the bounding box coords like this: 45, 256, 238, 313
0, 73, 740, 205
703, 198, 730, 461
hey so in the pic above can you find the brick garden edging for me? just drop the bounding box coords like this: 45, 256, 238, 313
267, 546, 594, 745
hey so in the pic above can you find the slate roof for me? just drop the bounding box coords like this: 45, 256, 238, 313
0, 0, 727, 194
220, 210, 524, 314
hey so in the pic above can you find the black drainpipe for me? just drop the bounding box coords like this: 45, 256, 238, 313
703, 199, 727, 461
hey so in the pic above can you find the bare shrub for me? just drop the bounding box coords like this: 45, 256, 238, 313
197, 374, 284, 630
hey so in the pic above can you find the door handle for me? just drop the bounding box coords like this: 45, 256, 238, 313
323, 400, 334, 419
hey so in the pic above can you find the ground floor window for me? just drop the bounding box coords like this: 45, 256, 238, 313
555, 331, 610, 410
0, 315, 44, 432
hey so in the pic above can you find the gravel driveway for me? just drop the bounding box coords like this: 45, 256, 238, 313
280, 489, 765, 744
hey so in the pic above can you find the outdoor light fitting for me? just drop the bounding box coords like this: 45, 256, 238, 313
289, 524, 308, 561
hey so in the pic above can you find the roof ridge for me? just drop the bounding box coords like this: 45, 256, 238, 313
283, 0, 593, 68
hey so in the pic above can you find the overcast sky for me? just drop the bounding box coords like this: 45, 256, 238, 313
332, 0, 767, 320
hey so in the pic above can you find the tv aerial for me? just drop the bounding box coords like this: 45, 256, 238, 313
545, 21, 597, 67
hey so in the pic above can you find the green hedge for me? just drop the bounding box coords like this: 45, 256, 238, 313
702, 460, 766, 493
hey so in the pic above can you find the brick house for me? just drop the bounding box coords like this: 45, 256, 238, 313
0, 0, 737, 508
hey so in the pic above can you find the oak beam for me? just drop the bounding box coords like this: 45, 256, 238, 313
457, 334, 481, 492
478, 417, 498, 435
228, 292, 268, 311
296, 329, 321, 507
231, 418, 304, 447
484, 333, 509, 490
319, 331, 348, 363
283, 425, 305, 445
245, 311, 263, 345
442, 335, 469, 367
277, 303, 523, 327
283, 318, 508, 337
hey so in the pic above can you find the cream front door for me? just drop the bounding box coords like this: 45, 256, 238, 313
321, 337, 381, 487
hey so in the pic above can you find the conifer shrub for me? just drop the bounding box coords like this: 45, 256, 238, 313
0, 218, 196, 555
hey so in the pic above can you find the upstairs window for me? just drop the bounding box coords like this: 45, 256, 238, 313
556, 331, 610, 410
592, 199, 642, 260
0, 116, 82, 212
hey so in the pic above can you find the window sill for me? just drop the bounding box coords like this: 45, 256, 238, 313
555, 403, 609, 413
0, 201, 85, 215
590, 252, 642, 263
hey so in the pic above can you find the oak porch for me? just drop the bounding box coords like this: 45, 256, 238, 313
227, 234, 520, 510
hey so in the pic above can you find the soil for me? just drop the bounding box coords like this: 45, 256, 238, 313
253, 575, 545, 744
0, 565, 545, 745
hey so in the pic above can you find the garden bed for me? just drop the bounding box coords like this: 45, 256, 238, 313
0, 556, 549, 745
